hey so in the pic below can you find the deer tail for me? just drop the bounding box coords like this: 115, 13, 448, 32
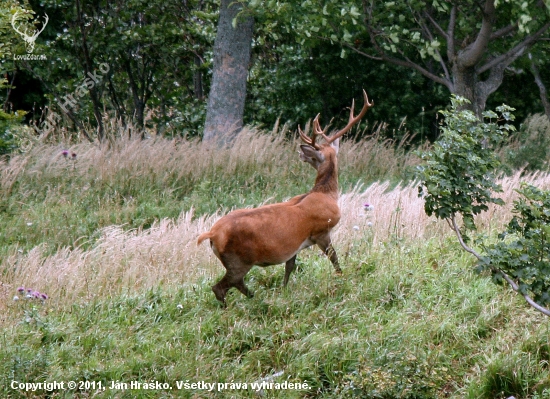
197, 231, 213, 246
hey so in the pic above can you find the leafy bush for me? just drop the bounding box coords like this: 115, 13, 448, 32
0, 111, 29, 157
481, 184, 550, 306
417, 95, 513, 231
417, 96, 550, 317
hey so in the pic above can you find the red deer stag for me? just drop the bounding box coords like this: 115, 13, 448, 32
197, 90, 373, 305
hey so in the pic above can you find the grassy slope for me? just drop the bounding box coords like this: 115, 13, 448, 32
1, 131, 550, 398
2, 238, 550, 399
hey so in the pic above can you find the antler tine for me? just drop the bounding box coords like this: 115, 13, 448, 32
325, 89, 374, 144
348, 98, 355, 124
298, 114, 323, 149
313, 114, 332, 143
298, 125, 313, 146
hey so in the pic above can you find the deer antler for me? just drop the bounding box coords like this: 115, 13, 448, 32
299, 90, 373, 149
298, 114, 322, 149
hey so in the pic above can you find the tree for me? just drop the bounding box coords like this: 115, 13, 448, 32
203, 0, 254, 144
260, 0, 550, 118
10, 0, 217, 141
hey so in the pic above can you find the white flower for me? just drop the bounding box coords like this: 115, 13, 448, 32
177, 304, 183, 309
367, 222, 373, 227
13, 295, 19, 301
353, 225, 360, 231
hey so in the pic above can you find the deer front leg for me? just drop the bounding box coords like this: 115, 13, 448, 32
283, 255, 298, 286
315, 235, 341, 274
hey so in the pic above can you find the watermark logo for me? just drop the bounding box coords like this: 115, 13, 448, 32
11, 10, 48, 60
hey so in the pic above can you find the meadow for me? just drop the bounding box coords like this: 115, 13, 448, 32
1, 127, 550, 398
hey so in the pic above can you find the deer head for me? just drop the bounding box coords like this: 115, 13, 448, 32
297, 89, 373, 169
11, 10, 49, 54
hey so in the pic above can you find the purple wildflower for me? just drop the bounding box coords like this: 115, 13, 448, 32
17, 286, 25, 293
62, 150, 69, 158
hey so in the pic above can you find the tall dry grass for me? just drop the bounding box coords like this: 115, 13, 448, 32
3, 169, 550, 312
0, 127, 417, 200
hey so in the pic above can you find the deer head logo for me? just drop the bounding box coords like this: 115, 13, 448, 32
11, 10, 49, 54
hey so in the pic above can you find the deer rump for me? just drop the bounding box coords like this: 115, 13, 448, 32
197, 191, 340, 267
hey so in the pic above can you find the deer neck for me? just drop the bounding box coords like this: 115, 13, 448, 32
311, 154, 338, 198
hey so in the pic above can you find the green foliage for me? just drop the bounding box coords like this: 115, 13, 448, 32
417, 96, 515, 231
0, 108, 26, 155
0, 78, 30, 155
418, 96, 550, 315
19, 0, 217, 138
245, 41, 448, 140
480, 184, 550, 306
247, 0, 550, 124
0, 0, 33, 60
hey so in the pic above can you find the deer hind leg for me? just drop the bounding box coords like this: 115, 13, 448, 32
283, 255, 297, 287
315, 235, 342, 274
212, 254, 254, 305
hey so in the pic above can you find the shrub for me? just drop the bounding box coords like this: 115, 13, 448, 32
417, 95, 550, 317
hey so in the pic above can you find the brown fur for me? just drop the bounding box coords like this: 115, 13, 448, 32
198, 144, 342, 305
197, 90, 372, 305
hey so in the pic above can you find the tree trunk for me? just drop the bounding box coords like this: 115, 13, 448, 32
194, 54, 204, 101
530, 55, 550, 120
453, 62, 504, 118
203, 0, 254, 145
452, 65, 480, 114
75, 0, 105, 141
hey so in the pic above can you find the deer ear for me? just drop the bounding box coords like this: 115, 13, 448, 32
299, 145, 325, 167
330, 138, 340, 154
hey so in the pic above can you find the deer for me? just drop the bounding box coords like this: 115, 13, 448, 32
197, 90, 373, 305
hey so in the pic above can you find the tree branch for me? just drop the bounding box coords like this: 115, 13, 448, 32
458, 0, 495, 68
476, 62, 506, 106
478, 21, 550, 74
361, 9, 454, 92
490, 23, 517, 40
423, 10, 447, 40
446, 4, 456, 62
449, 215, 550, 317
416, 12, 451, 82
450, 216, 483, 259
530, 53, 550, 120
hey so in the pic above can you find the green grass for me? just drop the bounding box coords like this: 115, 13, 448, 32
2, 236, 550, 398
